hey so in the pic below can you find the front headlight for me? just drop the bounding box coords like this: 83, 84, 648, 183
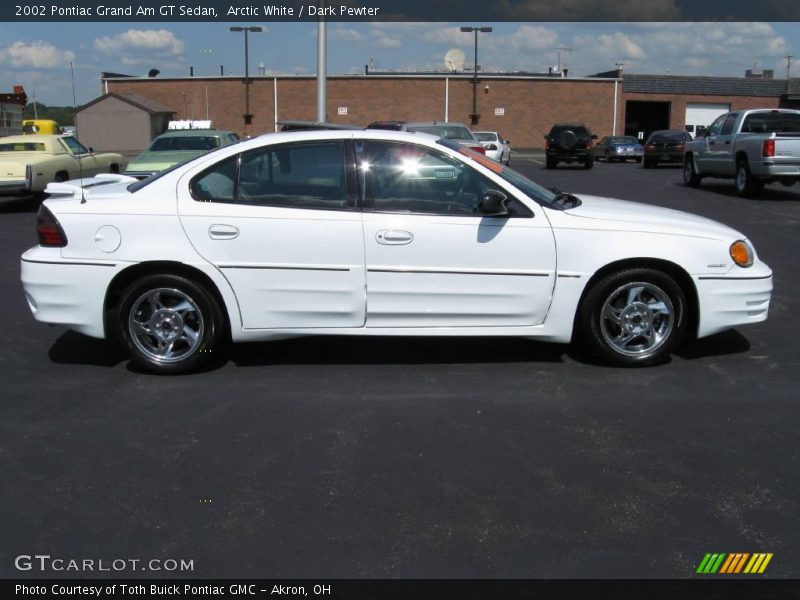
730, 240, 754, 268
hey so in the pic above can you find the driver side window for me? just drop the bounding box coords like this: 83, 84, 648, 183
356, 140, 525, 216
707, 116, 726, 136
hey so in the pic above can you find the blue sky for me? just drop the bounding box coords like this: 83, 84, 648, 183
0, 21, 797, 105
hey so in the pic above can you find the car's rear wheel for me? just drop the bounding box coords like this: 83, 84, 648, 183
735, 159, 762, 197
578, 268, 687, 366
545, 156, 557, 169
683, 155, 702, 188
117, 274, 224, 374
583, 154, 594, 170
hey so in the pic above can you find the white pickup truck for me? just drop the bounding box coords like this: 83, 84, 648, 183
683, 108, 800, 196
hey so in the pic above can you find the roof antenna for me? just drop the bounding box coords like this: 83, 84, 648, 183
70, 61, 86, 204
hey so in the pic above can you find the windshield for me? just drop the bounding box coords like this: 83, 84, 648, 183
149, 135, 221, 151
474, 132, 498, 142
407, 125, 476, 140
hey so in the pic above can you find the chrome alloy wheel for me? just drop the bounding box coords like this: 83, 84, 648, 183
683, 159, 694, 183
128, 288, 204, 363
735, 165, 748, 193
599, 282, 674, 358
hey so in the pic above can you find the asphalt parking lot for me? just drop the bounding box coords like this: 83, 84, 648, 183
1, 157, 798, 579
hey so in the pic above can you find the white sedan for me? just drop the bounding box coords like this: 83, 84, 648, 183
21, 130, 772, 373
474, 131, 511, 164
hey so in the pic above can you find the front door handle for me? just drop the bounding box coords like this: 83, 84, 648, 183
209, 224, 239, 240
376, 230, 414, 245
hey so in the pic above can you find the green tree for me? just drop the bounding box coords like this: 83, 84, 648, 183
23, 102, 75, 126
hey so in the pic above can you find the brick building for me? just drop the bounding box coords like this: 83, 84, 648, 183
0, 85, 28, 136
100, 72, 797, 150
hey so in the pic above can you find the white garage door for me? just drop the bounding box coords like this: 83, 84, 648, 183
685, 103, 731, 136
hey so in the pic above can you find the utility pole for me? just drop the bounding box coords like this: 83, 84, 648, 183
230, 26, 263, 131
461, 26, 492, 126
786, 54, 795, 91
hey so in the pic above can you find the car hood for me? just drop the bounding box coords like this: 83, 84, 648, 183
127, 150, 204, 172
562, 194, 742, 240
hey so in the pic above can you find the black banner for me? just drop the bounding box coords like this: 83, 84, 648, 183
5, 580, 800, 599
2, 0, 800, 22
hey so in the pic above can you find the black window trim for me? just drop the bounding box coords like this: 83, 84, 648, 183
189, 139, 360, 212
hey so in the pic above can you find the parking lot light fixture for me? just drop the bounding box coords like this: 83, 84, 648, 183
461, 26, 492, 126
230, 26, 263, 130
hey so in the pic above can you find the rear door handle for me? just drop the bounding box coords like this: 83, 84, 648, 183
209, 224, 239, 240
376, 230, 414, 245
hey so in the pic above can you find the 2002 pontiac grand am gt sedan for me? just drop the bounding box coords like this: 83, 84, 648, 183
21, 130, 772, 373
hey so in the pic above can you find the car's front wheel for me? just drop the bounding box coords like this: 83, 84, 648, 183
117, 274, 225, 373
578, 268, 687, 366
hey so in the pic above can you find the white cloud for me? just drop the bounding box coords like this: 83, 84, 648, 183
0, 41, 75, 69
93, 29, 185, 66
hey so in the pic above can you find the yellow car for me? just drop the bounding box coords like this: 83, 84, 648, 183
0, 135, 127, 199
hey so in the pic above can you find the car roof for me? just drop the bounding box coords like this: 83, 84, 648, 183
405, 121, 470, 128
156, 129, 234, 137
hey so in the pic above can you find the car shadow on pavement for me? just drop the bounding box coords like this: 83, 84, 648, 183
230, 336, 568, 367
48, 331, 127, 367
676, 329, 751, 360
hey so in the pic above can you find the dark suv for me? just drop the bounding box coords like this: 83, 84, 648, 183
545, 123, 597, 169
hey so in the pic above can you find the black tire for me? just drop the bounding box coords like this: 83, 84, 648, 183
116, 274, 225, 374
735, 159, 762, 197
545, 156, 557, 169
683, 154, 702, 188
576, 268, 687, 366
583, 154, 594, 170
635, 156, 643, 163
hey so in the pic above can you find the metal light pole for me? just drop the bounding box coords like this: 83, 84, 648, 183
317, 18, 327, 123
230, 26, 263, 131
461, 26, 492, 126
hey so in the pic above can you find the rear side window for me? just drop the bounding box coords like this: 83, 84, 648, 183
191, 141, 356, 210
720, 114, 738, 135
742, 112, 800, 133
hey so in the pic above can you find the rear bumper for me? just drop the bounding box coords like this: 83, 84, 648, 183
20, 247, 123, 339
646, 151, 683, 163
751, 161, 800, 179
695, 267, 773, 338
0, 179, 29, 196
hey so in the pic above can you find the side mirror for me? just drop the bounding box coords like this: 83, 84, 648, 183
89, 147, 94, 153
480, 190, 509, 217
505, 140, 511, 145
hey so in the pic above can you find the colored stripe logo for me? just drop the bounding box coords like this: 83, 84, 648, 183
696, 553, 773, 574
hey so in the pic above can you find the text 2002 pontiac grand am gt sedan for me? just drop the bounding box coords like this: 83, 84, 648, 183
21, 130, 772, 373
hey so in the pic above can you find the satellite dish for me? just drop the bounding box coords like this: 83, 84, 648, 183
444, 48, 466, 72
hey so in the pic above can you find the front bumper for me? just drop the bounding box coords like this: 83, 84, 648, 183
21, 247, 124, 339
695, 266, 773, 338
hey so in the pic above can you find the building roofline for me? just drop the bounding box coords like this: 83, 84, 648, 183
101, 73, 620, 83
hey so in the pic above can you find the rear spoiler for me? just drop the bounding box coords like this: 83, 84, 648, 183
44, 173, 137, 198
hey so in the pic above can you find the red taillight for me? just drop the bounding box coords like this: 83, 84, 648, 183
587, 139, 593, 149
762, 139, 775, 158
36, 205, 67, 247
470, 145, 486, 155
675, 144, 684, 151
545, 139, 550, 150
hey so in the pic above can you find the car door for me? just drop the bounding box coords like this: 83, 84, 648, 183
177, 138, 367, 330
60, 136, 101, 176
715, 113, 739, 175
697, 114, 728, 174
356, 139, 556, 327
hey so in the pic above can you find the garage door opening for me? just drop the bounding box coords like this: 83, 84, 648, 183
624, 101, 670, 142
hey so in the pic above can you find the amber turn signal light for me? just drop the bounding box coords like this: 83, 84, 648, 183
730, 240, 753, 267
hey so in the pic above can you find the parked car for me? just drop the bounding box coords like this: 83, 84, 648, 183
544, 123, 597, 169
643, 130, 693, 168
278, 121, 356, 132
0, 134, 126, 200
402, 122, 486, 154
593, 136, 644, 162
21, 129, 771, 373
123, 129, 240, 179
474, 131, 511, 164
683, 109, 800, 196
